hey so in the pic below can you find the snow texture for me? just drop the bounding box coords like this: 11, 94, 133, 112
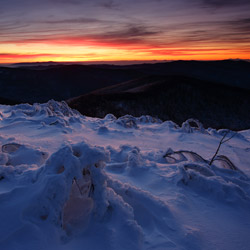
0, 100, 250, 250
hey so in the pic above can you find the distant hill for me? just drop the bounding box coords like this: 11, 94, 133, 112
0, 65, 143, 103
114, 60, 250, 90
67, 75, 250, 130
0, 60, 249, 103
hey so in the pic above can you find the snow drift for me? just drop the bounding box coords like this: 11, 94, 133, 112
0, 100, 250, 250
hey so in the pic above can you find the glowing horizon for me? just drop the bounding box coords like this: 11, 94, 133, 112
1, 0, 250, 64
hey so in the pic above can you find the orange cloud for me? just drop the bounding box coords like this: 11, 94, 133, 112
0, 53, 58, 59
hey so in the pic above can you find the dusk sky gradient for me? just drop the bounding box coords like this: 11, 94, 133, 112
1, 0, 250, 63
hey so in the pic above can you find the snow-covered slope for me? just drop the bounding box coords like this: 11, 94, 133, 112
0, 100, 249, 250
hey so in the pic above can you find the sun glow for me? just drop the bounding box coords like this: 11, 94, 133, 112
1, 40, 249, 64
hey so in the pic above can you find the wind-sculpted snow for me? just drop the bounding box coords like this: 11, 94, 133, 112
115, 115, 162, 129
0, 101, 250, 250
181, 119, 206, 133
0, 100, 82, 133
0, 142, 144, 250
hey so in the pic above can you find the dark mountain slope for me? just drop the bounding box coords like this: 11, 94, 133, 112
68, 75, 250, 130
103, 60, 250, 90
0, 60, 249, 104
0, 65, 144, 103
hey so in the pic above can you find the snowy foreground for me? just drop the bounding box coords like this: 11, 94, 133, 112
0, 100, 250, 250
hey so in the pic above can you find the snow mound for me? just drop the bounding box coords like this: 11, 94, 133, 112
178, 163, 250, 203
163, 148, 250, 204
181, 119, 206, 133
115, 114, 162, 129
0, 142, 145, 250
0, 100, 250, 250
1, 100, 82, 132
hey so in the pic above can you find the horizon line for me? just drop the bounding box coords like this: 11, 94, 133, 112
1, 58, 250, 67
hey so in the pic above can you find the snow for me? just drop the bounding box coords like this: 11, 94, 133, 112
0, 100, 249, 250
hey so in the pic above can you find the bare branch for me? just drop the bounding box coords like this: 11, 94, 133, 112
214, 155, 238, 170
209, 130, 236, 166
163, 150, 207, 162
164, 155, 177, 161
222, 131, 236, 144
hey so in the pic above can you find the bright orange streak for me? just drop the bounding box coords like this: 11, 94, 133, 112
0, 36, 249, 63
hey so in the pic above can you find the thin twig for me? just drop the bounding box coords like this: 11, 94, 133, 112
214, 155, 238, 170
164, 150, 206, 162
222, 132, 236, 144
209, 130, 232, 166
164, 155, 177, 161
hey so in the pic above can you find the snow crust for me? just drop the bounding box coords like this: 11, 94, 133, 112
0, 100, 250, 250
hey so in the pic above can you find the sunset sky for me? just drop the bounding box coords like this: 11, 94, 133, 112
1, 0, 250, 63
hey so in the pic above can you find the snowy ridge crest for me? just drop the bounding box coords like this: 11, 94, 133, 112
1, 100, 247, 137
2, 100, 79, 118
